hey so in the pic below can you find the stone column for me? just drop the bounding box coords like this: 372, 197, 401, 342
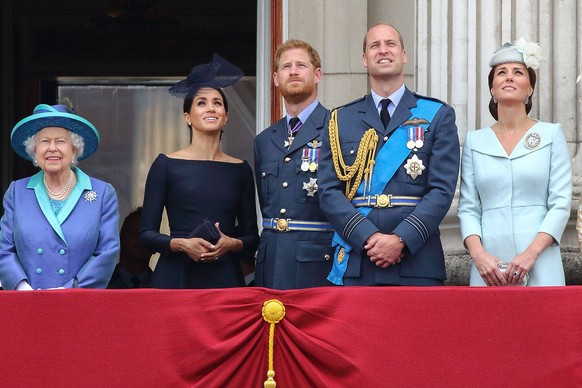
287, 0, 369, 109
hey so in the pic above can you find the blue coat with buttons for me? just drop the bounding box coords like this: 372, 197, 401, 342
254, 102, 334, 289
318, 88, 460, 285
0, 168, 120, 290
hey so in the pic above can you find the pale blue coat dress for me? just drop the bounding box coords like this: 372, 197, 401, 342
458, 121, 571, 286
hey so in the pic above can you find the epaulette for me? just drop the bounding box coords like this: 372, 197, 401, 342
331, 95, 367, 111
412, 91, 451, 107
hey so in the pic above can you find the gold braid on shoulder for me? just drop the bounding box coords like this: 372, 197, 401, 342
328, 109, 378, 200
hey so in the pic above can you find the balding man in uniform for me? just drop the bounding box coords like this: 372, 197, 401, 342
318, 24, 460, 286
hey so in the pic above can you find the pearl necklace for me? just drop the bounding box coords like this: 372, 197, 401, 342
44, 170, 74, 201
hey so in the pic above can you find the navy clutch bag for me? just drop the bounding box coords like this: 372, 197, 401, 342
188, 219, 220, 244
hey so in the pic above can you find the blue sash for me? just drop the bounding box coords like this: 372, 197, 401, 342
328, 98, 442, 285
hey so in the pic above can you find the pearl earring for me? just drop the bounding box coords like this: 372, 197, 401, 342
492, 95, 497, 104
524, 95, 530, 105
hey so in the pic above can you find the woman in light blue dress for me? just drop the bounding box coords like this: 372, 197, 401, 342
458, 38, 571, 286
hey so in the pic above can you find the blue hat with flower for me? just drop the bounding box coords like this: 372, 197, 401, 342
168, 53, 244, 98
489, 37, 543, 70
11, 100, 100, 161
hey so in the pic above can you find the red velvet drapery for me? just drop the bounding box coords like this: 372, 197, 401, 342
1, 286, 581, 387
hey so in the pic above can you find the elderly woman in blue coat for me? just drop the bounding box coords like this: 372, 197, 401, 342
458, 39, 571, 286
0, 100, 120, 290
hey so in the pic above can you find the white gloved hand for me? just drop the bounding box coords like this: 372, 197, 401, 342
15, 280, 34, 291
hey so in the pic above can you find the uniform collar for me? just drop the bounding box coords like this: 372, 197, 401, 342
287, 99, 319, 126
371, 84, 406, 116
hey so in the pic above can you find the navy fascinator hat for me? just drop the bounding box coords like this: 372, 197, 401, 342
169, 53, 244, 98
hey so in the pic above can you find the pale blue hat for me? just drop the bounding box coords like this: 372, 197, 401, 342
489, 38, 542, 70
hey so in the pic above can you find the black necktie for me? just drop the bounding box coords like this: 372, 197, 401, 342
286, 117, 302, 147
289, 117, 301, 132
130, 276, 141, 288
380, 98, 391, 128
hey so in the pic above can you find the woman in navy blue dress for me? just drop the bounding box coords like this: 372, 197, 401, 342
139, 54, 259, 288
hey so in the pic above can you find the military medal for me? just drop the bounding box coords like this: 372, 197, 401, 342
404, 154, 425, 179
303, 177, 318, 196
301, 142, 321, 172
414, 126, 424, 149
407, 127, 415, 149
286, 118, 302, 148
308, 147, 319, 171
301, 149, 310, 171
406, 126, 425, 149
403, 118, 430, 150
524, 132, 541, 149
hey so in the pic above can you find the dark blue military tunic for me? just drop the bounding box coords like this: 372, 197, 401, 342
254, 102, 334, 289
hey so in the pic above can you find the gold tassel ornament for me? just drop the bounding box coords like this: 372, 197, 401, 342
262, 299, 286, 388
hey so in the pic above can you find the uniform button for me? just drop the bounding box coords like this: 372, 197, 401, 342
350, 149, 354, 154
36, 268, 43, 274
383, 136, 389, 142
324, 254, 331, 261
261, 172, 266, 177
284, 157, 291, 163
37, 248, 43, 254
59, 249, 66, 255
279, 208, 287, 214
58, 269, 65, 275
282, 182, 288, 188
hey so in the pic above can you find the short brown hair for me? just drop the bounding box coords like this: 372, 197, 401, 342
274, 39, 322, 70
363, 23, 405, 52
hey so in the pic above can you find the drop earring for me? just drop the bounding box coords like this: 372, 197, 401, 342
524, 95, 530, 105
492, 95, 497, 104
